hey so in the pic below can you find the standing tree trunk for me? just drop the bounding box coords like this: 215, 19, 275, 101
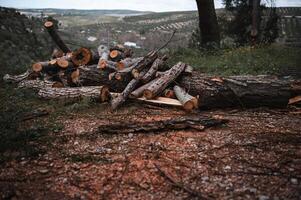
196, 0, 220, 47
251, 0, 261, 44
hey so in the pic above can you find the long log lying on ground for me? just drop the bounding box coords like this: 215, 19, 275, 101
38, 86, 110, 101
64, 67, 301, 108
178, 73, 301, 109
96, 116, 228, 134
44, 21, 71, 53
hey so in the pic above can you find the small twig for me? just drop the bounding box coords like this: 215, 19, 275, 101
155, 30, 177, 53
154, 163, 210, 199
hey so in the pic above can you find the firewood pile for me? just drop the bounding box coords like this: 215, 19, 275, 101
3, 21, 199, 111
3, 21, 301, 110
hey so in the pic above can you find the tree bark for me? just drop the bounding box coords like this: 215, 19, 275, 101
173, 85, 198, 111
96, 116, 228, 134
130, 77, 160, 98
38, 86, 109, 101
3, 70, 34, 83
18, 80, 60, 90
143, 62, 187, 99
44, 21, 71, 53
131, 51, 158, 79
196, 0, 220, 47
178, 73, 301, 109
142, 56, 167, 83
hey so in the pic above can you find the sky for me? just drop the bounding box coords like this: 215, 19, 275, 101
0, 0, 300, 12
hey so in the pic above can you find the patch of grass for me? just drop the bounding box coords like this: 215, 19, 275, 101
170, 45, 301, 76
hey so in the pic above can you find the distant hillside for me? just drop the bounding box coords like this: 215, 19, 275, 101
18, 8, 153, 17
0, 7, 55, 77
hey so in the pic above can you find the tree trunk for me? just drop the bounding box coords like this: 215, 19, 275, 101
38, 86, 110, 101
178, 73, 301, 109
18, 80, 61, 90
44, 21, 71, 53
251, 0, 261, 44
143, 62, 187, 99
96, 116, 228, 134
195, 0, 220, 47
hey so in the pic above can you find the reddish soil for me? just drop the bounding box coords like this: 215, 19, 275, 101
1, 105, 300, 200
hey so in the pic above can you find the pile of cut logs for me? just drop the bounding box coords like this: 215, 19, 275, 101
3, 21, 301, 110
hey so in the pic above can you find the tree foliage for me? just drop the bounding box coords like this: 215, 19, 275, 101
223, 0, 278, 45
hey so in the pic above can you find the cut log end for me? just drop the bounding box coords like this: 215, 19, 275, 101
71, 69, 80, 83
100, 86, 111, 102
110, 50, 119, 59
183, 101, 195, 111
71, 48, 92, 66
116, 62, 125, 70
164, 89, 175, 99
49, 59, 57, 65
143, 90, 154, 100
98, 59, 107, 69
132, 69, 140, 79
57, 58, 69, 69
115, 73, 122, 81
44, 21, 53, 28
52, 82, 64, 88
32, 63, 43, 72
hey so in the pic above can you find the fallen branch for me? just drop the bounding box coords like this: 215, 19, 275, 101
154, 163, 210, 200
96, 116, 228, 134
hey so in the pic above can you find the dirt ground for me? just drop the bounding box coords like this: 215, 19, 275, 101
0, 104, 300, 200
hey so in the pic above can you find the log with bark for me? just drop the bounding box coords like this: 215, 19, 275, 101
143, 62, 187, 99
173, 85, 198, 111
32, 61, 60, 75
141, 55, 167, 83
18, 80, 62, 90
178, 73, 301, 109
96, 116, 228, 134
116, 57, 143, 70
131, 51, 158, 79
38, 86, 110, 102
110, 65, 151, 110
3, 70, 35, 83
44, 21, 71, 53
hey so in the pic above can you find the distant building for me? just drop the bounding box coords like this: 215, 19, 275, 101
124, 42, 141, 48
87, 36, 97, 42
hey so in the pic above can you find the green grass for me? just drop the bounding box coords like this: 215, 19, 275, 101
170, 45, 301, 76
0, 83, 99, 164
